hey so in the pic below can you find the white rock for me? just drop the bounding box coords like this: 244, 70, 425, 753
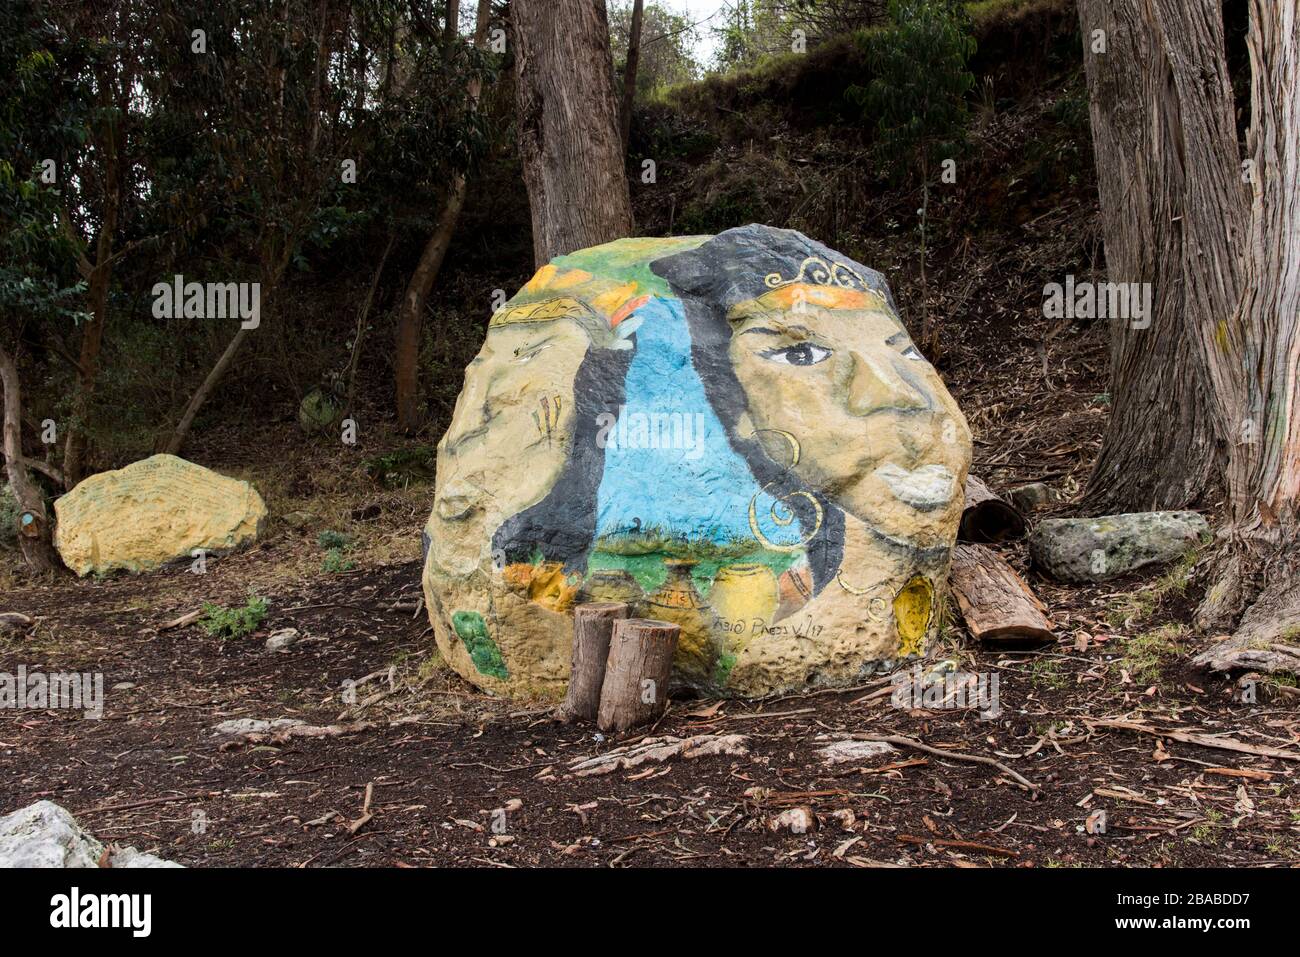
264, 628, 299, 652
210, 717, 306, 736
109, 845, 183, 869
817, 739, 897, 765
0, 800, 182, 868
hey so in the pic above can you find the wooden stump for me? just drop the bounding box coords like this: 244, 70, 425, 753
949, 543, 1055, 645
597, 618, 680, 733
562, 602, 629, 721
960, 475, 1027, 543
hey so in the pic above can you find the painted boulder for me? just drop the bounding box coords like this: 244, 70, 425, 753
54, 454, 267, 576
422, 225, 972, 699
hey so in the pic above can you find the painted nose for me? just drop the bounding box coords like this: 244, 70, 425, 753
444, 372, 492, 451
846, 350, 929, 416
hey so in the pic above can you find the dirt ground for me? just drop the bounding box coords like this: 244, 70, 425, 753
3, 280, 1298, 869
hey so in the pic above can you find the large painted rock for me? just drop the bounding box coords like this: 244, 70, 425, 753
54, 453, 266, 576
423, 225, 972, 699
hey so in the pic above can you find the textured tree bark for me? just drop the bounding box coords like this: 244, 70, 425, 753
512, 0, 635, 266
597, 618, 679, 733
949, 544, 1054, 645
619, 0, 644, 153
1195, 0, 1300, 635
562, 602, 629, 721
1076, 0, 1246, 512
0, 346, 60, 573
393, 0, 492, 432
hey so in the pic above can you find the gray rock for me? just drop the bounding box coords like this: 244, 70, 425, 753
0, 800, 182, 868
282, 510, 312, 530
210, 717, 306, 736
109, 845, 184, 869
1030, 510, 1208, 583
264, 627, 299, 652
0, 612, 33, 636
816, 740, 897, 765
1007, 482, 1054, 512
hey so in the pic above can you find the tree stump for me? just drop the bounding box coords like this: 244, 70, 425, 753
960, 475, 1027, 543
562, 602, 629, 721
597, 618, 680, 733
949, 543, 1054, 645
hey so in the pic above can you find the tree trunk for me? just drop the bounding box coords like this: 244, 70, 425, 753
445, 0, 460, 48
346, 233, 396, 416
597, 618, 679, 733
393, 0, 492, 432
1195, 0, 1300, 635
562, 601, 629, 721
1076, 0, 1245, 512
619, 0, 644, 153
512, 0, 635, 266
0, 346, 60, 573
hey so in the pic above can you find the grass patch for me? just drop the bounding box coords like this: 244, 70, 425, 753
1029, 656, 1070, 690
1106, 547, 1201, 629
1119, 624, 1187, 685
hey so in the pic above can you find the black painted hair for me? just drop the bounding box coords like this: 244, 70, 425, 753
490, 342, 633, 572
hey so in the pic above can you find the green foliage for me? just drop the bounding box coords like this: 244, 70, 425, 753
317, 529, 351, 550
362, 447, 436, 487
610, 1, 703, 96
321, 547, 356, 574
317, 529, 355, 573
849, 0, 976, 183
199, 594, 268, 639
0, 483, 19, 548
1119, 625, 1186, 685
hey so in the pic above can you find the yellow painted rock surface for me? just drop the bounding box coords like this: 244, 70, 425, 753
423, 226, 971, 700
55, 454, 267, 576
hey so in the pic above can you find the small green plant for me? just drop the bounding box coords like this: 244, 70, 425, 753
317, 529, 351, 549
321, 547, 356, 573
318, 529, 356, 572
199, 594, 268, 639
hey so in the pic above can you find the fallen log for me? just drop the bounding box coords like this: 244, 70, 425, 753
597, 618, 680, 733
562, 601, 629, 721
959, 475, 1027, 543
949, 543, 1054, 645
1086, 719, 1300, 763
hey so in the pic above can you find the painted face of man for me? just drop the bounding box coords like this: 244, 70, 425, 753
427, 317, 589, 577
725, 283, 970, 544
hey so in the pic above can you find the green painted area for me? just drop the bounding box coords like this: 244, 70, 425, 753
451, 610, 508, 680
550, 235, 709, 300
588, 547, 799, 595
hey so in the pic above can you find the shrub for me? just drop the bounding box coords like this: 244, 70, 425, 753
199, 594, 269, 639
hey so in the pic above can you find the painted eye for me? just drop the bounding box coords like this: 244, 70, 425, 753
761, 342, 832, 366
900, 345, 925, 361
